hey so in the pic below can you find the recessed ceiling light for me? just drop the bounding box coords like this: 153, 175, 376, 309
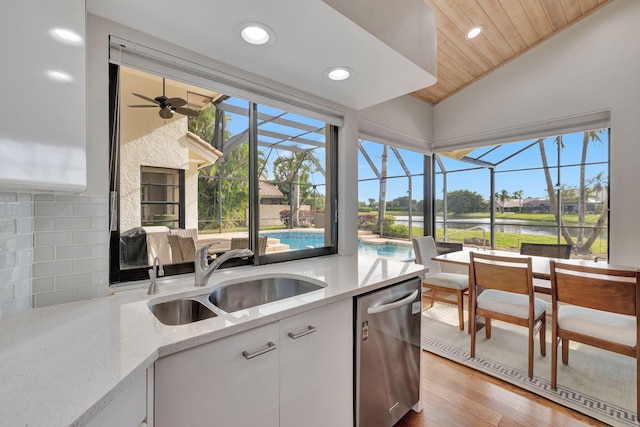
325, 67, 353, 81
240, 23, 274, 45
466, 26, 483, 39
49, 28, 84, 46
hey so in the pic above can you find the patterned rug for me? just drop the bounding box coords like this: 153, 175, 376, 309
422, 302, 638, 427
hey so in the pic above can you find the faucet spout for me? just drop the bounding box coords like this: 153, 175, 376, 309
194, 246, 254, 287
147, 257, 165, 295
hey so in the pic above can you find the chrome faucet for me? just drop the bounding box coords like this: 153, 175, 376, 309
195, 245, 254, 287
147, 257, 165, 295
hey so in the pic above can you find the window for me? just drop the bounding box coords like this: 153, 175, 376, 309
109, 64, 338, 283
434, 128, 610, 260
357, 138, 427, 260
140, 167, 184, 228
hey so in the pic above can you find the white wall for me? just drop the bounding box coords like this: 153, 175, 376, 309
359, 94, 433, 151
433, 0, 639, 265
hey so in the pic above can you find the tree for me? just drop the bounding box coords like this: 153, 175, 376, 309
539, 131, 608, 254
447, 189, 486, 214
512, 189, 524, 212
273, 151, 317, 226
379, 145, 388, 233
367, 198, 377, 207
495, 189, 511, 213
188, 104, 217, 142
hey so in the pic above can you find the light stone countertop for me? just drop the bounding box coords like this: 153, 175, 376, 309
0, 254, 426, 427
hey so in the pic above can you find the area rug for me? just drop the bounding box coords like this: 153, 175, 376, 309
422, 302, 638, 427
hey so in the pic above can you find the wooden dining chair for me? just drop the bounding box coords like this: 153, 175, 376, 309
549, 260, 640, 410
520, 242, 572, 259
412, 236, 468, 330
469, 252, 547, 379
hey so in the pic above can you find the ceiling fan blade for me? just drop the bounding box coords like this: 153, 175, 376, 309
173, 106, 200, 117
132, 93, 160, 105
159, 108, 174, 119
165, 97, 187, 107
128, 104, 158, 108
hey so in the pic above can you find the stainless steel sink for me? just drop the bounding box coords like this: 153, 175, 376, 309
208, 276, 324, 313
149, 298, 216, 325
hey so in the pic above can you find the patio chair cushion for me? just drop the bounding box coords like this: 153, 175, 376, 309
424, 272, 468, 290
167, 234, 183, 263
477, 289, 547, 319
558, 305, 636, 347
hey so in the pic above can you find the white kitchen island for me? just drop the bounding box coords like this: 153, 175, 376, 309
0, 255, 426, 427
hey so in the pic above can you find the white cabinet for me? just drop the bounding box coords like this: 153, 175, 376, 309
155, 322, 280, 427
154, 299, 353, 427
0, 0, 86, 191
280, 298, 353, 427
86, 370, 148, 427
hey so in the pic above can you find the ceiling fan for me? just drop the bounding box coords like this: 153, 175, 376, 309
129, 78, 199, 119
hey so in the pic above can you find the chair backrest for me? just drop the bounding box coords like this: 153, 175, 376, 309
469, 252, 533, 296
550, 261, 640, 316
520, 242, 572, 259
230, 236, 268, 255
411, 236, 441, 275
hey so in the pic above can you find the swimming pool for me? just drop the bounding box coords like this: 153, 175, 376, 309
261, 231, 414, 259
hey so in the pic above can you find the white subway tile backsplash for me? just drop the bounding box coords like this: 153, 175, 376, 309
74, 258, 105, 274
0, 190, 112, 314
56, 245, 92, 260
34, 260, 74, 278
56, 195, 92, 203
33, 277, 54, 294
34, 217, 55, 232
33, 194, 55, 202
56, 273, 92, 290
30, 192, 110, 309
34, 247, 54, 263
56, 217, 92, 231
0, 219, 16, 236
74, 230, 108, 245
0, 189, 33, 319
91, 217, 109, 231
35, 231, 74, 247
34, 289, 74, 307
35, 202, 74, 217
0, 285, 14, 304
75, 203, 108, 217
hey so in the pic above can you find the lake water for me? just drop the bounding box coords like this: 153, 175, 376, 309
393, 216, 596, 237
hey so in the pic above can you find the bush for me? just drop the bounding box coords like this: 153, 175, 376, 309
358, 207, 372, 212
384, 224, 409, 239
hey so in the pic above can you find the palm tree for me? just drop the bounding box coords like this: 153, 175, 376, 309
539, 131, 607, 254
577, 130, 603, 244
378, 145, 388, 235
513, 189, 524, 212
273, 151, 317, 227
496, 189, 511, 213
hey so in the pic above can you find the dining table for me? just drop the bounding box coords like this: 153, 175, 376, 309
433, 248, 638, 294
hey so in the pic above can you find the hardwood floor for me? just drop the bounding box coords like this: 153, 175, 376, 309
395, 350, 606, 427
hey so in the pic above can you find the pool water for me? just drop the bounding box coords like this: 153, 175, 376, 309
261, 231, 414, 259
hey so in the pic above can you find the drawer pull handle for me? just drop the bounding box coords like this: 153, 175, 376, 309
288, 325, 317, 340
242, 341, 277, 360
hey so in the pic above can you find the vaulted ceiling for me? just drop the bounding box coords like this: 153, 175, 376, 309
412, 0, 613, 105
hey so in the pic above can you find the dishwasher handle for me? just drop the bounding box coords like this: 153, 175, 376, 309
367, 289, 419, 315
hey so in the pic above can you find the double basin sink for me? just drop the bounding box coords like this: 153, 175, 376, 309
149, 275, 325, 326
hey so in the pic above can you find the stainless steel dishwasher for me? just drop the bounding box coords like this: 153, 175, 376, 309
355, 277, 422, 427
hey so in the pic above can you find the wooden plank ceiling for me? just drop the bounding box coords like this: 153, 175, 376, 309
413, 0, 612, 105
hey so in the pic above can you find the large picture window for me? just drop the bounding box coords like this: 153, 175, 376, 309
109, 65, 337, 283
434, 128, 610, 261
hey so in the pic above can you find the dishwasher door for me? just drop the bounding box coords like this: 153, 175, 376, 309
355, 277, 422, 427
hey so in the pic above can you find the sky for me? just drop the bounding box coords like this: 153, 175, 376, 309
220, 95, 609, 204
358, 130, 609, 202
